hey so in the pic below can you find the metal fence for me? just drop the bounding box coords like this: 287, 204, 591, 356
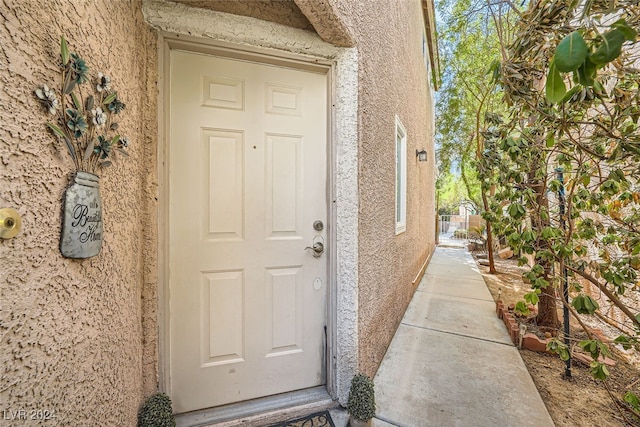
438, 214, 469, 239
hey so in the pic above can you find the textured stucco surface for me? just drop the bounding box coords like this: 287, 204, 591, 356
345, 0, 437, 377
171, 0, 315, 32
0, 0, 436, 421
293, 0, 355, 47
0, 0, 158, 425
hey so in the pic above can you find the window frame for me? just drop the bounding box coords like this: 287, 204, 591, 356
395, 116, 407, 235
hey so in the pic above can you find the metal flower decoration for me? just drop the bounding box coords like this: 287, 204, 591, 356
35, 36, 130, 172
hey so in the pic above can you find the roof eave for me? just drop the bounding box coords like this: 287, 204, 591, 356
422, 0, 441, 90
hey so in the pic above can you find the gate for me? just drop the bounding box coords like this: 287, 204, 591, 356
438, 214, 469, 240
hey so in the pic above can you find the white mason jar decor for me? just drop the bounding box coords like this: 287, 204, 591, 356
60, 172, 103, 258
35, 36, 131, 259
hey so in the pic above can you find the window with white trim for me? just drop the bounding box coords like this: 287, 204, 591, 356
423, 32, 432, 86
395, 116, 407, 234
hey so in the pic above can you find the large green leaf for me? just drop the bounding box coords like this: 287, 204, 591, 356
487, 59, 501, 84
614, 335, 632, 350
515, 301, 529, 315
590, 29, 625, 65
555, 32, 589, 72
612, 19, 637, 42
507, 202, 526, 219
572, 294, 599, 314
590, 361, 609, 381
546, 62, 567, 103
561, 85, 581, 103
624, 392, 640, 411
573, 58, 596, 86
524, 290, 540, 305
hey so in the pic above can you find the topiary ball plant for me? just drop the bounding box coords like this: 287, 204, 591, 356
138, 392, 175, 427
347, 373, 376, 422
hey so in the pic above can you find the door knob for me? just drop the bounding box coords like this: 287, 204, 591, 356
304, 242, 324, 258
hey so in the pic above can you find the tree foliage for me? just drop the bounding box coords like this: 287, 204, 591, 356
436, 0, 510, 178
437, 0, 521, 273
437, 172, 479, 215
483, 0, 640, 418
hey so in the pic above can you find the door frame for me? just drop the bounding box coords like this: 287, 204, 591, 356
148, 1, 360, 408
156, 33, 349, 412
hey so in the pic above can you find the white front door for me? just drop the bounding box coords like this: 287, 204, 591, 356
168, 50, 328, 413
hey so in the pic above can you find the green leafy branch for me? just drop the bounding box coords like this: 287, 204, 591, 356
485, 1, 640, 418
35, 36, 130, 173
546, 21, 637, 103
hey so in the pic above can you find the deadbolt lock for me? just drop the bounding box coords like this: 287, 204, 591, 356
313, 220, 324, 231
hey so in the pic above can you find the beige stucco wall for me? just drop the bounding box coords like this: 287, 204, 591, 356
1, 0, 437, 420
171, 0, 315, 32
0, 1, 158, 425
345, 0, 437, 376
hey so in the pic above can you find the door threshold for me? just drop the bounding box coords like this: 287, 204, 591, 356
175, 387, 337, 427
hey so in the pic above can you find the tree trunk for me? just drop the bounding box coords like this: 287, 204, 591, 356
530, 177, 560, 330
536, 280, 559, 331
481, 189, 497, 274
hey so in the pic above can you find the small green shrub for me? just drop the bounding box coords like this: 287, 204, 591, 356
347, 373, 376, 421
453, 229, 467, 239
138, 393, 175, 427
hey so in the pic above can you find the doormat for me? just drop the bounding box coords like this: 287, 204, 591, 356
268, 410, 335, 427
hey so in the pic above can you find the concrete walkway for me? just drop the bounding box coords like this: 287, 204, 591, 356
372, 246, 554, 426
436, 232, 468, 249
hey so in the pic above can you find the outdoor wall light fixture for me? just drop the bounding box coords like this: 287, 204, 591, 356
416, 149, 428, 162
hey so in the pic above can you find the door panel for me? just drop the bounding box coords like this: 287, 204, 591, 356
266, 134, 302, 237
168, 50, 328, 413
205, 129, 244, 239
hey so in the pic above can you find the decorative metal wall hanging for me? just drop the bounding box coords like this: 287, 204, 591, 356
60, 172, 102, 258
35, 36, 130, 259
